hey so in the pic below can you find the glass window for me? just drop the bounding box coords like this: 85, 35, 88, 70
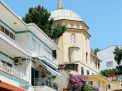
98, 62, 100, 69
87, 70, 89, 75
106, 61, 113, 67
86, 52, 88, 62
108, 84, 111, 89
81, 67, 84, 75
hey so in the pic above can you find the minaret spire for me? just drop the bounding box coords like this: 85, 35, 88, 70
57, 0, 64, 9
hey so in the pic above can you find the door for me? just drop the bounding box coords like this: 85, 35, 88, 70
31, 68, 39, 86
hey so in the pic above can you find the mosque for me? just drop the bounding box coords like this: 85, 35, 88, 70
50, 0, 100, 75
51, 0, 109, 91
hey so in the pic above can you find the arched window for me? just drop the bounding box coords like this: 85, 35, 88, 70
71, 33, 76, 43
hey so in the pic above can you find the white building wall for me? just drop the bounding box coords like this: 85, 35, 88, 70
0, 52, 31, 83
97, 45, 122, 70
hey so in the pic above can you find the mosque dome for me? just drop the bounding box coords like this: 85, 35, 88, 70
50, 9, 82, 21
50, 0, 82, 22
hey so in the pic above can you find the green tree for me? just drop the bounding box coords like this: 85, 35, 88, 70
113, 46, 122, 65
83, 83, 94, 91
91, 48, 100, 55
23, 5, 65, 39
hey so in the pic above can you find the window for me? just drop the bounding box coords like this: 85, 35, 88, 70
98, 62, 100, 69
106, 61, 113, 67
81, 67, 84, 75
86, 52, 88, 62
52, 50, 57, 59
89, 81, 93, 85
65, 64, 78, 72
108, 84, 111, 89
71, 33, 76, 44
87, 70, 89, 75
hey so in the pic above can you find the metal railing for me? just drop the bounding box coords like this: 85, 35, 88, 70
34, 78, 58, 90
0, 61, 24, 80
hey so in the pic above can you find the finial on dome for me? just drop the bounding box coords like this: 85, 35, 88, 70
57, 0, 64, 9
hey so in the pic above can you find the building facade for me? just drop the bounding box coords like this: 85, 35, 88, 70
50, 0, 100, 76
97, 45, 122, 91
0, 1, 64, 91
97, 45, 122, 70
50, 0, 109, 91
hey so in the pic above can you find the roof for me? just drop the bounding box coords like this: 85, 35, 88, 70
50, 9, 82, 21
88, 75, 109, 83
0, 1, 27, 31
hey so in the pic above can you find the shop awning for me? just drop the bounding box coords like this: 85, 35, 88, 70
0, 81, 25, 91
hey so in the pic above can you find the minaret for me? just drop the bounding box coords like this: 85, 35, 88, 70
57, 0, 64, 9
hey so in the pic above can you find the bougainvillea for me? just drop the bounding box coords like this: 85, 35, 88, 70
93, 85, 99, 91
58, 64, 66, 69
69, 75, 88, 91
68, 75, 99, 91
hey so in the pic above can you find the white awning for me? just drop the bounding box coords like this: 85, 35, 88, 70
38, 56, 58, 70
41, 60, 66, 80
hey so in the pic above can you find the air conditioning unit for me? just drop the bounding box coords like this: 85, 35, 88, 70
14, 57, 23, 65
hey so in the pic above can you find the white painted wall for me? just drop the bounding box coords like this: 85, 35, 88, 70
97, 45, 122, 70
0, 53, 30, 82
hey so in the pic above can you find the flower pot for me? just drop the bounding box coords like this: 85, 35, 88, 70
63, 88, 69, 91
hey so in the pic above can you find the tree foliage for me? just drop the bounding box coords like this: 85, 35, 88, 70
100, 68, 120, 77
23, 5, 65, 39
113, 46, 122, 65
91, 48, 100, 55
83, 83, 94, 91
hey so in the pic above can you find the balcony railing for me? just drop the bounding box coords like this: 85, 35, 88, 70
0, 31, 30, 53
34, 78, 58, 90
0, 61, 24, 80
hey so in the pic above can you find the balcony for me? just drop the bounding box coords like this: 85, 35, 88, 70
0, 31, 30, 58
32, 53, 58, 70
33, 78, 58, 91
0, 60, 24, 80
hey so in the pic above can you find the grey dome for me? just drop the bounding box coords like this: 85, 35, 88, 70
50, 9, 82, 21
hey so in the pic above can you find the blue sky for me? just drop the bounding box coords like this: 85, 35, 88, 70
3, 0, 122, 49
